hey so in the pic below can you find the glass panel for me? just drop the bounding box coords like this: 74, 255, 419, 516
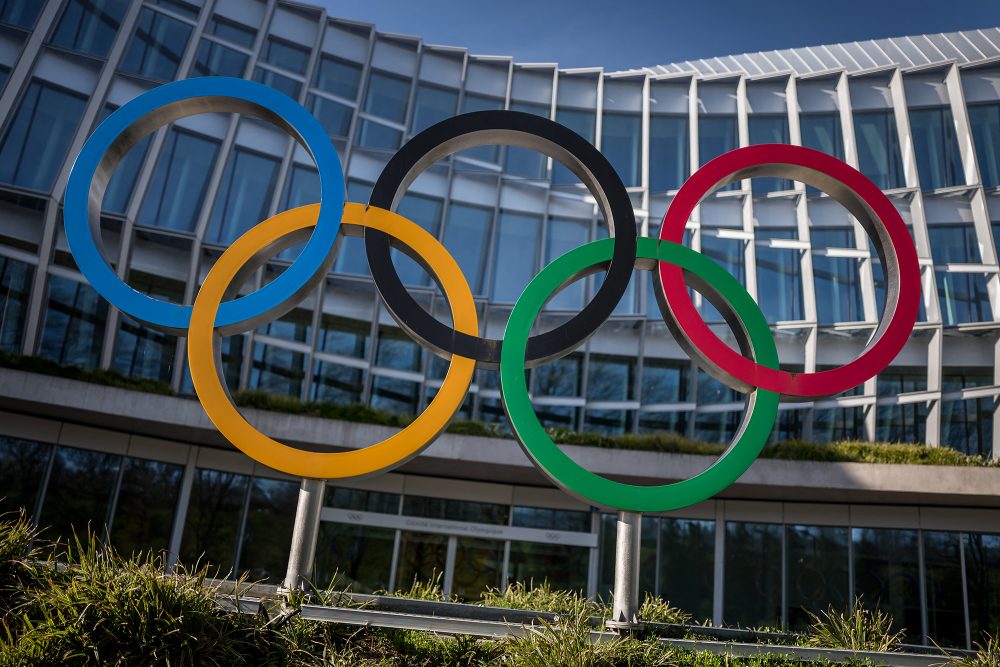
511, 506, 590, 532
375, 325, 422, 371
50, 0, 129, 57
724, 521, 782, 627
928, 224, 980, 264
877, 366, 927, 395
964, 532, 1000, 643
110, 457, 183, 557
326, 486, 399, 513
587, 354, 635, 401
584, 409, 633, 435
812, 406, 866, 442
0, 256, 32, 352
800, 113, 844, 159
443, 203, 493, 295
811, 227, 854, 248
852, 527, 921, 642
698, 369, 738, 405
333, 181, 373, 275
875, 403, 927, 443
534, 353, 582, 397
411, 84, 458, 134
191, 39, 248, 77
507, 541, 589, 593
314, 522, 395, 592
601, 112, 641, 187
910, 106, 962, 191
490, 211, 542, 302
941, 398, 993, 458
100, 108, 152, 215
395, 531, 448, 591
700, 234, 745, 322
755, 246, 804, 322
309, 94, 353, 138
370, 376, 418, 415
403, 495, 509, 525
37, 445, 121, 544
0, 0, 41, 28
151, 0, 197, 19
250, 342, 305, 398
38, 276, 108, 368
364, 71, 410, 123
237, 477, 297, 582
356, 118, 402, 150
180, 469, 249, 576
640, 515, 657, 600
206, 147, 281, 246
452, 536, 503, 601
748, 115, 792, 193
458, 94, 503, 163
206, 14, 255, 47
281, 164, 319, 210
138, 129, 220, 232
637, 411, 687, 435
0, 436, 50, 518
813, 256, 864, 324
659, 518, 714, 621
313, 56, 362, 100
936, 272, 992, 325
312, 361, 364, 404
257, 306, 312, 343
544, 217, 589, 309
120, 8, 192, 81
393, 193, 443, 286
552, 108, 596, 185
699, 116, 737, 163
317, 314, 369, 358
649, 114, 689, 193
641, 358, 687, 404
113, 271, 182, 383
0, 80, 87, 192
694, 411, 740, 442
786, 525, 849, 630
969, 103, 1000, 188
923, 531, 966, 648
252, 67, 301, 99
853, 110, 905, 190
262, 36, 309, 74
505, 101, 548, 178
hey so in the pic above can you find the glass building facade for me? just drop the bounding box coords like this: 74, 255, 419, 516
0, 0, 998, 650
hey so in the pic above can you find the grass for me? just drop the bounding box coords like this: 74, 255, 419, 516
944, 633, 1000, 666
2, 349, 997, 468
801, 600, 904, 653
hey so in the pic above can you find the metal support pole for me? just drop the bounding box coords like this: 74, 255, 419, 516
607, 510, 642, 631
281, 477, 326, 593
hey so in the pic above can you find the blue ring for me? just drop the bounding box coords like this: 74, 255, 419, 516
64, 77, 344, 331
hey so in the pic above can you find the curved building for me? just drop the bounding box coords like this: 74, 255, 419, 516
0, 0, 998, 648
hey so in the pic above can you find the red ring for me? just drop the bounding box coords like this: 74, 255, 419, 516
657, 144, 920, 397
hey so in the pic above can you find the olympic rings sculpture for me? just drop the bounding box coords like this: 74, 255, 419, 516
64, 77, 920, 512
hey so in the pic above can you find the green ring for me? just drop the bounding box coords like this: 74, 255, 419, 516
500, 237, 780, 512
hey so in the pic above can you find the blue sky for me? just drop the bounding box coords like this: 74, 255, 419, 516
315, 0, 1000, 71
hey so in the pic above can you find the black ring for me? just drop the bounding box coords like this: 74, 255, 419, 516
366, 110, 638, 369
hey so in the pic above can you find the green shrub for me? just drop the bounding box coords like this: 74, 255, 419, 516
481, 580, 602, 616
381, 571, 450, 602
638, 594, 693, 626
945, 633, 1000, 667
802, 599, 904, 652
0, 350, 173, 395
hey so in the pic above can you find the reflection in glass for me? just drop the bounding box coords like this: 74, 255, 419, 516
120, 8, 192, 81
326, 487, 400, 514
724, 522, 782, 627
641, 358, 687, 404
699, 234, 745, 322
552, 108, 595, 185
512, 506, 590, 532
0, 80, 87, 192
0, 256, 32, 352
909, 106, 962, 191
928, 224, 980, 264
853, 110, 905, 190
457, 94, 503, 163
587, 354, 635, 401
371, 376, 419, 415
313, 56, 362, 100
755, 245, 804, 322
253, 67, 301, 99
852, 527, 921, 642
312, 361, 365, 405
659, 518, 714, 621
364, 71, 410, 123
191, 39, 248, 77
452, 537, 503, 601
813, 256, 864, 324
38, 446, 121, 544
602, 112, 641, 187
507, 542, 588, 594
544, 217, 589, 309
113, 271, 183, 383
699, 115, 737, 191
442, 203, 493, 295
649, 114, 689, 193
110, 458, 182, 557
356, 118, 402, 150
964, 532, 1000, 644
637, 411, 687, 435
180, 469, 249, 576
812, 407, 866, 442
251, 342, 305, 398
206, 147, 281, 245
0, 0, 42, 28
206, 14, 255, 47
411, 85, 458, 134
936, 272, 991, 325
315, 522, 395, 592
694, 411, 740, 443
310, 95, 353, 138
491, 211, 542, 302
50, 0, 129, 57
38, 276, 108, 369
875, 404, 926, 443
262, 36, 309, 74
535, 354, 582, 397
968, 103, 1000, 188
138, 128, 220, 232
395, 531, 448, 592
393, 193, 443, 286
800, 113, 844, 159
0, 436, 51, 518
403, 495, 509, 525
505, 101, 549, 178
786, 525, 849, 630
748, 115, 791, 193
238, 477, 297, 582
923, 531, 966, 647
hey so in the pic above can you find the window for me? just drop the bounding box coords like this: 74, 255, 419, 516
256, 305, 312, 343
852, 528, 921, 643
109, 457, 183, 557
180, 469, 250, 574
649, 114, 688, 193
812, 406, 866, 442
659, 518, 714, 620
37, 445, 121, 543
748, 114, 791, 193
491, 211, 541, 302
810, 227, 853, 248
261, 36, 309, 74
641, 358, 687, 404
941, 368, 993, 458
786, 525, 849, 630
281, 164, 319, 210
251, 343, 306, 398
853, 110, 905, 190
694, 411, 740, 442
113, 271, 182, 384
0, 0, 42, 28
315, 522, 395, 593
191, 39, 249, 77
928, 224, 980, 264
442, 203, 493, 295
356, 118, 402, 150
936, 272, 992, 326
601, 112, 641, 187
334, 181, 373, 275
309, 94, 353, 138
755, 230, 804, 323
363, 71, 410, 123
150, 0, 198, 19
724, 522, 782, 627
205, 147, 281, 246
552, 108, 596, 185
0, 256, 33, 352
699, 234, 745, 322
0, 436, 51, 518
99, 106, 152, 214
699, 115, 738, 190
120, 8, 193, 81
505, 101, 549, 179
50, 0, 129, 57
410, 84, 457, 134
544, 217, 589, 309
587, 355, 635, 401
457, 94, 503, 163
813, 256, 864, 324
909, 106, 962, 191
965, 532, 1000, 644
0, 80, 87, 192
313, 55, 362, 100
317, 314, 369, 358
0, 64, 8, 92
38, 275, 108, 368
238, 477, 297, 582
312, 361, 365, 405
375, 325, 422, 372
393, 193, 443, 287
253, 67, 301, 99
138, 128, 220, 232
920, 531, 966, 648
507, 542, 588, 594
534, 353, 581, 397
800, 112, 844, 159
968, 103, 1000, 188
206, 14, 255, 48
876, 403, 927, 443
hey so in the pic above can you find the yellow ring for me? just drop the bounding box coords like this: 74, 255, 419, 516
188, 202, 478, 479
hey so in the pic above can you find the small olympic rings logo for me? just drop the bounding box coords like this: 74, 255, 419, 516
64, 77, 920, 512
